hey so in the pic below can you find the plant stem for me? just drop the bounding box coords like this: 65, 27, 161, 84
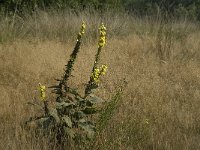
43, 101, 49, 116
85, 47, 102, 96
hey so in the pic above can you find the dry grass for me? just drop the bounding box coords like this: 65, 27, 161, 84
0, 11, 200, 150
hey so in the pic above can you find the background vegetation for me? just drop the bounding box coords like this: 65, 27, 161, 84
0, 1, 200, 150
1, 0, 200, 20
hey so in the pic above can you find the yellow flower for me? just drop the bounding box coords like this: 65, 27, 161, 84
98, 23, 107, 48
144, 119, 149, 125
99, 23, 106, 31
78, 21, 86, 37
39, 83, 46, 101
100, 65, 108, 75
92, 68, 100, 83
91, 65, 108, 83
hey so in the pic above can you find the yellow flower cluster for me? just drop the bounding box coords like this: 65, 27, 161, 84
101, 64, 108, 75
91, 65, 108, 83
98, 23, 106, 48
39, 83, 46, 101
78, 21, 86, 38
92, 68, 101, 83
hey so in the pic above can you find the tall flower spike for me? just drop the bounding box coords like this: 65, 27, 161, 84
55, 21, 86, 99
85, 23, 107, 96
98, 23, 107, 48
77, 21, 86, 41
39, 83, 46, 101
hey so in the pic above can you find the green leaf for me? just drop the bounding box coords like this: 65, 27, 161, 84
49, 108, 60, 123
78, 121, 96, 139
78, 118, 86, 123
68, 88, 81, 97
37, 117, 52, 128
83, 107, 97, 114
56, 97, 68, 102
64, 127, 75, 139
56, 101, 75, 109
85, 94, 104, 106
76, 96, 86, 107
74, 111, 86, 119
62, 116, 72, 128
76, 96, 85, 102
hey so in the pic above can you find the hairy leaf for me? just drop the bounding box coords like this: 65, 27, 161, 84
62, 116, 72, 128
85, 94, 104, 106
78, 121, 96, 139
56, 101, 75, 109
74, 111, 86, 119
83, 107, 97, 114
64, 127, 75, 139
37, 117, 52, 128
49, 108, 60, 123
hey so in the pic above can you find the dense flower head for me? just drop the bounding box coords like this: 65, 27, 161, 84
91, 65, 108, 83
92, 68, 101, 83
80, 21, 86, 35
98, 23, 107, 48
39, 83, 46, 101
77, 21, 86, 40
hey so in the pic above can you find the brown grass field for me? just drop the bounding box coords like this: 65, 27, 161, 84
0, 11, 200, 149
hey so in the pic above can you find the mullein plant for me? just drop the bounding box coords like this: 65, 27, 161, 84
26, 22, 108, 147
